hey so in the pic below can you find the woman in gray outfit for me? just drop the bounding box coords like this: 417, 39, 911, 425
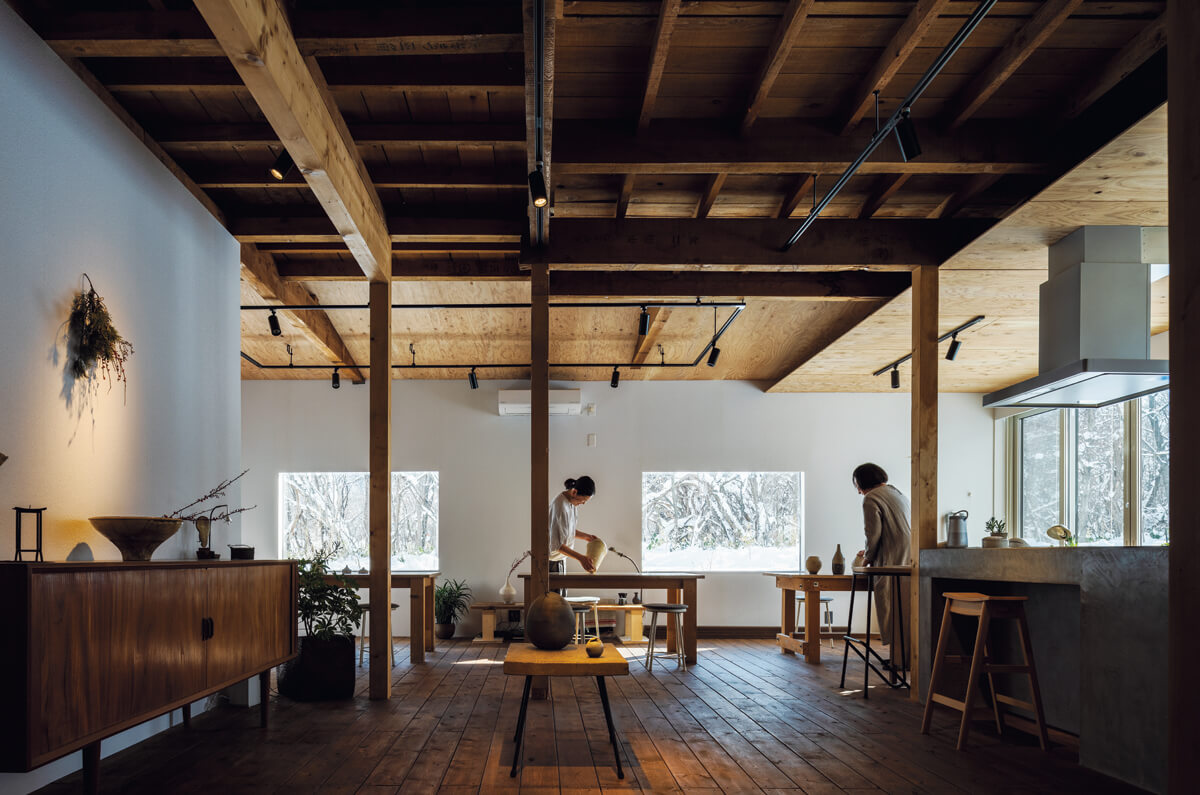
853, 463, 912, 659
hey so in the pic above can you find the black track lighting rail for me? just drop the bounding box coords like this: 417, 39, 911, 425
240, 301, 746, 311
871, 315, 986, 378
781, 0, 998, 251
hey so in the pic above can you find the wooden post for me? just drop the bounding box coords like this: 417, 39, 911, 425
910, 264, 938, 702
1168, 0, 1199, 786
530, 259, 550, 699
369, 279, 392, 699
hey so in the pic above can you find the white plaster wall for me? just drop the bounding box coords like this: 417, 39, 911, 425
241, 379, 994, 638
0, 6, 241, 791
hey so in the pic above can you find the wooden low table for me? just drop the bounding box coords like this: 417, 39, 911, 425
597, 603, 646, 642
325, 571, 439, 664
764, 571, 867, 664
470, 601, 525, 643
503, 643, 630, 779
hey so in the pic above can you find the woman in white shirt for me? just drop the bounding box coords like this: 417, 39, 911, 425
549, 476, 599, 577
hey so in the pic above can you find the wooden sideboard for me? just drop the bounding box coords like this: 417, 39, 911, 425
0, 561, 297, 789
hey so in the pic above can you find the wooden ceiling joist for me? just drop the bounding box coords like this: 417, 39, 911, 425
858, 174, 911, 219
1059, 13, 1166, 122
549, 270, 911, 299
636, 0, 682, 132
154, 123, 525, 147
929, 173, 1001, 219
523, 0, 556, 244
837, 0, 950, 135
740, 0, 816, 137
240, 244, 365, 383
259, 242, 521, 255
616, 174, 636, 219
529, 218, 993, 270
695, 173, 727, 219
195, 0, 393, 282
37, 9, 522, 58
555, 119, 1050, 176
631, 307, 671, 364
940, 0, 1085, 131
231, 217, 522, 244
778, 174, 816, 220
275, 259, 526, 282
192, 165, 526, 191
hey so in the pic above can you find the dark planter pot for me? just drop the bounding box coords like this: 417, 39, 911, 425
277, 635, 355, 701
435, 623, 455, 640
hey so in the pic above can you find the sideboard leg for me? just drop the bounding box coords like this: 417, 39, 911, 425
182, 703, 191, 729
82, 741, 100, 795
259, 670, 271, 728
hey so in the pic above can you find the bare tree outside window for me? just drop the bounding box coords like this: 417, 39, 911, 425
642, 472, 802, 571
1140, 391, 1169, 544
280, 472, 438, 571
1020, 412, 1060, 539
1074, 405, 1124, 546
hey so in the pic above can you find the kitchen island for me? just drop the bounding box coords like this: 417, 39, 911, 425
919, 547, 1167, 794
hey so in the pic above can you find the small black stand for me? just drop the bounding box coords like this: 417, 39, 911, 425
839, 569, 910, 697
14, 507, 46, 562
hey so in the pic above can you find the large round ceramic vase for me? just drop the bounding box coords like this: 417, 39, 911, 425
525, 592, 575, 650
89, 516, 183, 561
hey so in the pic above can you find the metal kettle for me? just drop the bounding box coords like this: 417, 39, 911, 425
946, 510, 969, 548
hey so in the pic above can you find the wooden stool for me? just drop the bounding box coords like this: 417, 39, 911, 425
921, 592, 1049, 751
357, 602, 399, 667
644, 604, 687, 672
795, 595, 835, 649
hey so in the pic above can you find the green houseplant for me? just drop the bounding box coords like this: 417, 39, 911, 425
434, 578, 472, 640
278, 550, 361, 701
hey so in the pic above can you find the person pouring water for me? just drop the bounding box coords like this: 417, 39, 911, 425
549, 476, 599, 578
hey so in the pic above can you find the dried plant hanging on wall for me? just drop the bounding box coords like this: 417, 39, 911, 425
68, 273, 134, 391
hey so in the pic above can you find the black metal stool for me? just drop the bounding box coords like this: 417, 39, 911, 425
13, 507, 46, 562
839, 565, 911, 697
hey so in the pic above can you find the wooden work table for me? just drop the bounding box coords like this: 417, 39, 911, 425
764, 571, 868, 664
520, 572, 702, 663
323, 571, 439, 664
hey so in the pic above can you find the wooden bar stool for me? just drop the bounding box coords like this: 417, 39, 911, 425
921, 592, 1049, 751
643, 604, 687, 672
357, 601, 399, 667
565, 596, 601, 643
796, 595, 835, 649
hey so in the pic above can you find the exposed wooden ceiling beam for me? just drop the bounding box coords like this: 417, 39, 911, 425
36, 9, 522, 57
778, 173, 816, 219
740, 0, 815, 136
764, 299, 894, 391
940, 0, 1085, 131
631, 307, 671, 364
857, 174, 911, 219
240, 244, 365, 383
259, 242, 521, 255
637, 0, 682, 132
275, 259, 526, 282
616, 174, 636, 219
528, 219, 993, 270
191, 164, 526, 190
196, 0, 392, 282
695, 173, 727, 219
1058, 14, 1165, 122
929, 173, 1001, 219
838, 0, 950, 135
232, 217, 522, 243
555, 119, 1051, 175
155, 123, 525, 147
549, 269, 912, 299
524, 0, 557, 245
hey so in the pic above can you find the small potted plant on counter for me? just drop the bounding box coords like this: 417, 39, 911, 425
434, 579, 472, 640
278, 550, 360, 700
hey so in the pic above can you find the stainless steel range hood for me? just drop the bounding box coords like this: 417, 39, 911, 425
983, 227, 1168, 409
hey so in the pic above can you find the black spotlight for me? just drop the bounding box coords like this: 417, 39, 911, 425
946, 335, 962, 361
707, 346, 721, 367
528, 169, 548, 208
267, 308, 282, 337
638, 307, 650, 336
890, 366, 901, 389
331, 367, 340, 389
468, 367, 479, 390
269, 150, 295, 181
894, 107, 921, 162
610, 366, 620, 389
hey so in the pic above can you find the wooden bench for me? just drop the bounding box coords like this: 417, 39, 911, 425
471, 601, 647, 643
596, 603, 646, 643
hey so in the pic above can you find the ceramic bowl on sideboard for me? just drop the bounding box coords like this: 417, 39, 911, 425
89, 516, 183, 561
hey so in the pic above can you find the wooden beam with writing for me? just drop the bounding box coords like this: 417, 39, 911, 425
695, 173, 727, 220
741, 0, 816, 136
549, 269, 910, 299
778, 173, 816, 220
194, 0, 391, 283
838, 0, 950, 134
941, 0, 1084, 131
637, 0, 682, 132
530, 219, 994, 270
1059, 14, 1165, 122
858, 174, 910, 219
240, 244, 365, 383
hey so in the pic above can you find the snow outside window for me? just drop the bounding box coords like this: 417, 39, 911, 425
280, 472, 439, 570
641, 471, 802, 572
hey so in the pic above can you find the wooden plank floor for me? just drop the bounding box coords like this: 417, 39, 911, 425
35, 638, 1144, 794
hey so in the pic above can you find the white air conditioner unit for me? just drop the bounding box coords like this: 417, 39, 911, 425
497, 389, 582, 416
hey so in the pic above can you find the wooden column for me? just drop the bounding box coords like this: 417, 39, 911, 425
368, 279, 392, 699
530, 260, 550, 699
1168, 0, 1199, 786
909, 264, 938, 702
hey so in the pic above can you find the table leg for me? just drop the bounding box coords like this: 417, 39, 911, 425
804, 587, 822, 664
666, 587, 680, 653
864, 579, 874, 698
259, 669, 270, 727
683, 579, 698, 666
596, 676, 624, 779
410, 586, 425, 665
82, 741, 100, 795
181, 703, 191, 729
510, 675, 533, 777
481, 609, 497, 642
425, 577, 436, 651
626, 606, 644, 642
780, 587, 796, 654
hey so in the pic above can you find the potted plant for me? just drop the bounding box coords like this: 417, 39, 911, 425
434, 579, 472, 640
278, 550, 360, 701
